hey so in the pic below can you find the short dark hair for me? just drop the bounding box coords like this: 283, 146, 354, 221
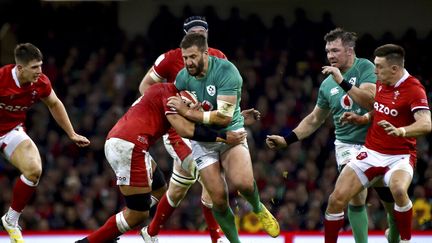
14, 43, 43, 65
324, 28, 357, 48
180, 33, 208, 52
374, 44, 405, 67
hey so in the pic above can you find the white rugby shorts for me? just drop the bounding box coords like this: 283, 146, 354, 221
347, 146, 414, 187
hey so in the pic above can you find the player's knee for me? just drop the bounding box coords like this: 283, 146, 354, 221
328, 191, 347, 210
232, 177, 254, 193
208, 188, 228, 208
211, 197, 228, 210
23, 160, 42, 183
167, 184, 188, 205
350, 189, 367, 205
124, 193, 152, 213
390, 185, 407, 201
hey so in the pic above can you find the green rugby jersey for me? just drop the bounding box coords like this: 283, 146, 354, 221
175, 56, 244, 132
317, 57, 376, 144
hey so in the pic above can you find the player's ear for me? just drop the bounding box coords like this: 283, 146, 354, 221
347, 47, 354, 56
16, 64, 23, 71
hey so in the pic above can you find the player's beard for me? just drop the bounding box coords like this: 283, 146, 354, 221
187, 57, 204, 77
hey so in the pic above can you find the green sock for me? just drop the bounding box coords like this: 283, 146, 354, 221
240, 181, 261, 213
348, 205, 368, 243
212, 207, 241, 243
387, 212, 401, 243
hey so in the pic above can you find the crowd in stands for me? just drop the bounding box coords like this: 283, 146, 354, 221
1, 1, 431, 233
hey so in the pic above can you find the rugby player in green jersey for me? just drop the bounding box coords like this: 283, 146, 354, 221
266, 28, 400, 243
168, 33, 280, 243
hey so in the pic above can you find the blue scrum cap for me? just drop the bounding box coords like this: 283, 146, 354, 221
183, 16, 208, 33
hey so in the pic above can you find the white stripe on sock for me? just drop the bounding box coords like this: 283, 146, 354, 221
116, 211, 131, 233
394, 200, 412, 212
325, 212, 344, 221
20, 174, 37, 187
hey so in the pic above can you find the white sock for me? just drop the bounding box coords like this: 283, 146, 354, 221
6, 207, 21, 226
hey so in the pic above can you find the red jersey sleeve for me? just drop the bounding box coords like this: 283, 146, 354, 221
409, 81, 430, 112
38, 74, 53, 98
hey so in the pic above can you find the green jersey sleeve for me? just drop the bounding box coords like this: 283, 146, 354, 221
216, 62, 242, 96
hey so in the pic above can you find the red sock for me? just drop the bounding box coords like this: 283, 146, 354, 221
87, 214, 122, 243
11, 176, 37, 212
394, 207, 412, 240
201, 203, 222, 242
324, 217, 344, 243
148, 194, 176, 236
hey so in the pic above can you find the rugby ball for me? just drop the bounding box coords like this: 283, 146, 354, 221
179, 90, 198, 107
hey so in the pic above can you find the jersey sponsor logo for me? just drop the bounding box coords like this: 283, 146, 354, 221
0, 103, 29, 112
340, 94, 353, 110
330, 87, 339, 96
206, 85, 216, 96
201, 100, 213, 111
117, 176, 127, 182
374, 102, 398, 116
348, 77, 357, 85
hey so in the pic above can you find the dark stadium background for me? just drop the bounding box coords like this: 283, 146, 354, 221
0, 0, 431, 235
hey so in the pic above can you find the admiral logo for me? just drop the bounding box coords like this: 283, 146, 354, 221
374, 102, 398, 116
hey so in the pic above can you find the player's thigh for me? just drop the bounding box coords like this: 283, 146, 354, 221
198, 163, 227, 202
9, 139, 42, 174
332, 165, 364, 202
221, 143, 254, 189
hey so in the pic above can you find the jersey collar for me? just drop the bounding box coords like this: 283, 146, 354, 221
11, 66, 22, 88
394, 69, 409, 88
